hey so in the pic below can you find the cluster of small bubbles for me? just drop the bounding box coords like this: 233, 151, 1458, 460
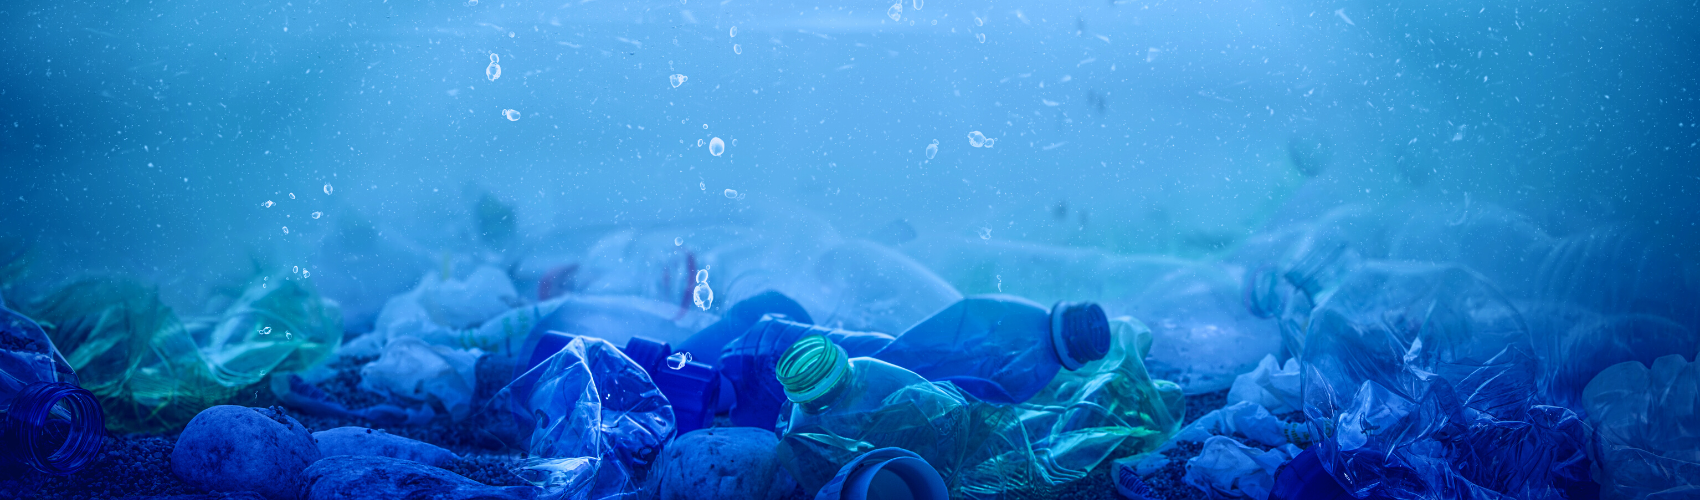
282, 226, 290, 234
978, 227, 993, 240
887, 2, 902, 21
666, 351, 693, 370
674, 236, 684, 246
729, 26, 738, 38
486, 53, 501, 82
302, 270, 310, 278
504, 109, 521, 121
733, 44, 742, 55
977, 33, 987, 43
723, 189, 738, 199
259, 326, 273, 335
669, 74, 688, 88
968, 131, 988, 147
708, 137, 725, 156
926, 139, 939, 159
692, 266, 714, 311
262, 200, 276, 208
311, 211, 323, 219
288, 192, 297, 200
323, 183, 334, 195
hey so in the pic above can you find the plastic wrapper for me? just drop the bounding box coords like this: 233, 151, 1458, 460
1582, 355, 1700, 500
1228, 354, 1302, 415
1302, 263, 1595, 500
490, 336, 675, 500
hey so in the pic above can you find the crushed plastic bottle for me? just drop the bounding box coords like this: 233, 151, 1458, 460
0, 295, 105, 475
869, 294, 1111, 404
717, 314, 894, 430
771, 335, 1043, 497
1583, 355, 1700, 500
490, 336, 675, 500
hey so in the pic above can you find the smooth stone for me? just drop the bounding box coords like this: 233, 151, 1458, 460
169, 406, 322, 500
313, 426, 459, 467
648, 427, 800, 500
300, 455, 538, 500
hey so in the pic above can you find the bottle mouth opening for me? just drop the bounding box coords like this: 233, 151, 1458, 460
1051, 302, 1111, 370
776, 335, 848, 404
6, 382, 106, 475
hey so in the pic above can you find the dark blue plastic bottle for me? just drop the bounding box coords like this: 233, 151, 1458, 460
0, 297, 105, 476
870, 295, 1111, 404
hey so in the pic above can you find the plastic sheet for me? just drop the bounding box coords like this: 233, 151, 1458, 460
491, 336, 675, 500
1583, 355, 1700, 500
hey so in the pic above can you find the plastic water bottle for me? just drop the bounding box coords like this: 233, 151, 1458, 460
492, 336, 675, 500
771, 335, 1042, 497
0, 296, 105, 476
869, 294, 1111, 404
718, 315, 894, 429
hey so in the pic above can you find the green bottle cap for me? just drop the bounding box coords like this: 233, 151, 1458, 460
776, 335, 849, 404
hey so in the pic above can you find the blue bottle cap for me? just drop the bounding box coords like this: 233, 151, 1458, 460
1051, 302, 1111, 370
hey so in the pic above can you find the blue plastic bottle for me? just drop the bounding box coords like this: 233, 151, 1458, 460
0, 296, 105, 476
870, 295, 1111, 404
719, 315, 894, 429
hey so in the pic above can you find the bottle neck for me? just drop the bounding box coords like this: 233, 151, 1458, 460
3, 382, 105, 475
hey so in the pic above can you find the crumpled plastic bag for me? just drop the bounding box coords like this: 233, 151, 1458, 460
1583, 354, 1700, 500
1228, 354, 1302, 415
490, 336, 675, 500
345, 266, 522, 358
1303, 263, 1595, 500
1183, 435, 1302, 500
359, 337, 482, 421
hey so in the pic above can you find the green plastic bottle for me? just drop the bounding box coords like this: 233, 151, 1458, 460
773, 335, 1046, 497
27, 276, 340, 433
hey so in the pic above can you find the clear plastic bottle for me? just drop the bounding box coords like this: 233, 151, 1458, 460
0, 296, 105, 475
869, 295, 1111, 404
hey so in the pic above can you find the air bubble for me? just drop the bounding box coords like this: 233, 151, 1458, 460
976, 33, 986, 43
669, 74, 688, 88
262, 200, 275, 208
293, 266, 299, 273
729, 26, 738, 38
259, 326, 273, 335
733, 44, 742, 55
466, 0, 478, 5
311, 211, 322, 219
968, 131, 987, 147
697, 139, 704, 147
288, 193, 296, 200
708, 137, 725, 156
692, 267, 713, 310
887, 2, 902, 21
984, 138, 996, 148
486, 54, 502, 82
914, 0, 924, 9
674, 237, 684, 246
666, 351, 693, 370
978, 227, 992, 240
302, 270, 310, 278
702, 123, 709, 130
282, 226, 290, 234
699, 182, 706, 191
723, 189, 738, 199
504, 109, 521, 121
975, 17, 984, 26
926, 139, 939, 159
323, 183, 333, 195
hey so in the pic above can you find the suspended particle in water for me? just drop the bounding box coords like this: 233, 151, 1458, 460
504, 109, 521, 121
302, 270, 310, 278
486, 54, 501, 82
323, 183, 333, 195
674, 236, 684, 246
466, 0, 478, 5
925, 139, 939, 159
732, 44, 742, 55
696, 138, 704, 147
288, 192, 296, 200
729, 26, 738, 38
262, 200, 276, 208
666, 351, 693, 370
975, 17, 984, 26
996, 275, 1003, 292
311, 211, 323, 219
968, 131, 987, 147
708, 137, 725, 156
914, 0, 924, 9
976, 33, 987, 44
887, 2, 902, 21
723, 189, 738, 199
984, 137, 997, 148
978, 227, 992, 239
259, 326, 272, 335
699, 181, 706, 191
508, 32, 515, 38
282, 226, 290, 234
669, 74, 688, 88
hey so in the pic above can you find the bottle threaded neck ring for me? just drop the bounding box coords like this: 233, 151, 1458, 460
5, 381, 106, 475
776, 335, 848, 404
1052, 302, 1112, 370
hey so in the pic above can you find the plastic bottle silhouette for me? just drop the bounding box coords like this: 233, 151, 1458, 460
869, 294, 1111, 404
0, 296, 104, 476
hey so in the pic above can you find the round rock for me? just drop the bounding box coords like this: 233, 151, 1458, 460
314, 426, 459, 467
649, 427, 799, 500
169, 405, 322, 500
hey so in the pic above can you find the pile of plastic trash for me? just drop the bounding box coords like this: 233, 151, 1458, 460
2, 201, 1695, 500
